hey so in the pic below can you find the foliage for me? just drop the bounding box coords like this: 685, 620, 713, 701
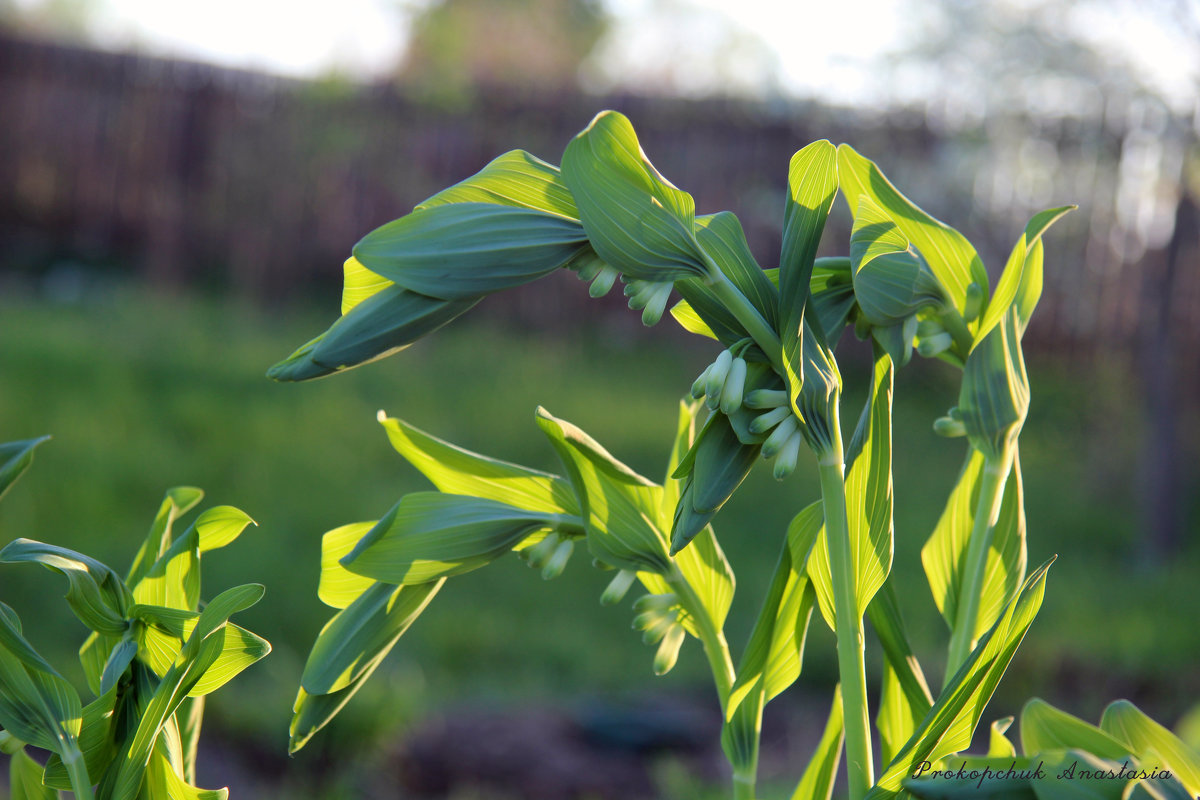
0, 445, 269, 800
265, 109, 1200, 800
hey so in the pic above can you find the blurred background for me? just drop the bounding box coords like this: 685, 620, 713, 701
1, 1, 1197, 798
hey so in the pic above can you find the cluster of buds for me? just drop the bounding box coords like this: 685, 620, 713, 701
744, 389, 803, 480
631, 593, 686, 675
690, 349, 748, 415
622, 278, 674, 326
520, 532, 575, 580
573, 255, 622, 299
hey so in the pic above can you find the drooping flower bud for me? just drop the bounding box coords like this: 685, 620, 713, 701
600, 569, 637, 605
653, 624, 686, 675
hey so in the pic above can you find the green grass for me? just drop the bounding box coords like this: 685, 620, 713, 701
1, 285, 1196, 787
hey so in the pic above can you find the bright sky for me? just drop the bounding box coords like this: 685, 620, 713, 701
14, 0, 1198, 113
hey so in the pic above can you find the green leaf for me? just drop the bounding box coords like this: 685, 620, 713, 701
142, 739, 228, 800
1019, 699, 1131, 762
300, 580, 442, 696
340, 256, 395, 315
126, 487, 205, 591
0, 436, 50, 502
416, 149, 579, 219
1100, 700, 1200, 797
561, 110, 710, 282
268, 285, 481, 381
837, 144, 986, 316
668, 296, 721, 341
192, 506, 256, 553
129, 606, 270, 696
0, 540, 130, 636
43, 686, 120, 791
661, 400, 735, 634
808, 348, 893, 624
867, 579, 935, 726
810, 257, 857, 341
319, 522, 377, 609
960, 310, 1029, 462
923, 448, 1027, 642
866, 559, 1054, 799
340, 493, 571, 585
977, 206, 1074, 344
780, 139, 838, 338
101, 585, 264, 800
535, 407, 671, 574
989, 716, 1018, 758
670, 412, 759, 555
791, 685, 845, 800
850, 197, 946, 329
377, 413, 579, 516
9, 746, 59, 800
696, 211, 780, 330
353, 202, 588, 301
0, 603, 84, 759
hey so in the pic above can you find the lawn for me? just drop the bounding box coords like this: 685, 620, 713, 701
1, 283, 1196, 796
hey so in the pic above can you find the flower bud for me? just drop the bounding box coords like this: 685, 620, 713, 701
588, 264, 620, 298
705, 350, 733, 404
653, 624, 686, 675
773, 431, 803, 480
964, 281, 984, 323
719, 357, 748, 415
632, 593, 677, 613
917, 332, 954, 357
691, 364, 714, 399
600, 569, 637, 605
933, 415, 967, 437
524, 533, 560, 569
761, 416, 800, 459
541, 538, 574, 580
749, 406, 792, 435
744, 389, 788, 409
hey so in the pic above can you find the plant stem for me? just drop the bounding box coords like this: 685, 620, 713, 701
816, 416, 873, 800
701, 262, 785, 374
668, 567, 735, 704
945, 443, 1015, 679
62, 743, 95, 800
733, 769, 757, 800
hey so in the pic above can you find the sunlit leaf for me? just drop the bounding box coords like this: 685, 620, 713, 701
416, 148, 579, 219
0, 540, 130, 636
377, 413, 579, 516
1019, 698, 1130, 762
561, 110, 710, 282
780, 139, 838, 339
319, 522, 378, 609
1100, 700, 1200, 797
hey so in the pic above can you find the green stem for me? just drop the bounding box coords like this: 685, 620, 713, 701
945, 443, 1015, 679
701, 260, 785, 374
816, 416, 873, 800
62, 743, 95, 800
668, 566, 735, 704
733, 768, 757, 800
937, 305, 975, 359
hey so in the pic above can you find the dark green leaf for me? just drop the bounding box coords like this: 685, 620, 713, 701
0, 540, 130, 636
353, 203, 588, 301
0, 436, 50, 502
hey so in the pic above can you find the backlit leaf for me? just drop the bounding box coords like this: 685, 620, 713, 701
0, 436, 50, 502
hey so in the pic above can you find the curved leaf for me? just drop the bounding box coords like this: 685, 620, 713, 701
377, 413, 579, 516
0, 539, 130, 636
0, 436, 50, 502
353, 202, 588, 301
416, 149, 579, 219
561, 110, 709, 282
780, 139, 838, 337
319, 521, 378, 609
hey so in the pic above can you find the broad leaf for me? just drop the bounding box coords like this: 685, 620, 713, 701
319, 522, 377, 609
536, 407, 671, 574
340, 493, 570, 584
850, 197, 945, 329
0, 436, 50, 502
268, 285, 481, 381
0, 540, 130, 636
125, 486, 204, 591
923, 448, 1027, 643
866, 559, 1053, 799
977, 206, 1074, 344
0, 603, 84, 761
340, 256, 395, 315
416, 149, 579, 219
780, 139, 838, 338
353, 202, 588, 301
561, 110, 709, 282
9, 746, 58, 800
1101, 701, 1200, 797
670, 412, 759, 555
808, 349, 894, 626
696, 211, 780, 329
1019, 698, 1130, 761
377, 413, 579, 516
791, 685, 845, 800
960, 310, 1029, 462
300, 580, 443, 696
837, 144, 986, 316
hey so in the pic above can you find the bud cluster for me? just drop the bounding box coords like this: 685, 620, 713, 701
631, 593, 686, 675
520, 532, 575, 580
745, 389, 803, 479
